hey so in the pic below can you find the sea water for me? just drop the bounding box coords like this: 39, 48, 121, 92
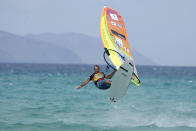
0, 63, 196, 131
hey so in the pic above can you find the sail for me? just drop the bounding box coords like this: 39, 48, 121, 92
100, 6, 140, 86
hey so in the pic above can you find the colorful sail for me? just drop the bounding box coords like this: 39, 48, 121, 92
100, 6, 140, 86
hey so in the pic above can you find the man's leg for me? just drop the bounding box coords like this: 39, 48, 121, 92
97, 80, 111, 90
104, 79, 111, 85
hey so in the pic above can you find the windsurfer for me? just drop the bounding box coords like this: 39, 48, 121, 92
76, 65, 116, 90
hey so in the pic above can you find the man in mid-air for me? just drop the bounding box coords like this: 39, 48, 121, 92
76, 65, 116, 90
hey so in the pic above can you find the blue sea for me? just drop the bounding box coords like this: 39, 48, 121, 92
0, 63, 196, 131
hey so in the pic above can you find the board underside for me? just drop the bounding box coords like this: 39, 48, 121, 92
109, 61, 133, 102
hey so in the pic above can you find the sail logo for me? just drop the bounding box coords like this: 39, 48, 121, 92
111, 21, 123, 28
115, 37, 123, 47
115, 37, 129, 53
110, 13, 119, 21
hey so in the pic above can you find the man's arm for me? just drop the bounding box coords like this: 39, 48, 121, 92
76, 78, 91, 89
105, 69, 117, 79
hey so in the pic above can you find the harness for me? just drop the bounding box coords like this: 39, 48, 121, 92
97, 78, 104, 83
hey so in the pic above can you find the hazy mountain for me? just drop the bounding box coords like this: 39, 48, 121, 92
132, 50, 156, 65
26, 32, 105, 64
26, 32, 156, 65
0, 30, 156, 65
0, 31, 82, 64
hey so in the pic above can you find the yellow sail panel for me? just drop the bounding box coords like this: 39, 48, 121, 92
100, 6, 140, 86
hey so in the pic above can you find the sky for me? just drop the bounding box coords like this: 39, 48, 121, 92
0, 0, 196, 66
